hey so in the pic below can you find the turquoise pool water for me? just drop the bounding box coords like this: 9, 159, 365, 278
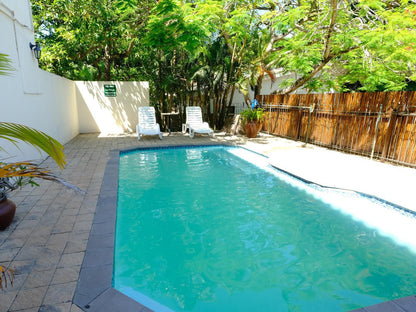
114, 146, 416, 312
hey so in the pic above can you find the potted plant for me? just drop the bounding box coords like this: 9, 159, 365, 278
0, 125, 70, 290
0, 55, 70, 230
0, 178, 17, 231
0, 122, 72, 227
240, 107, 265, 138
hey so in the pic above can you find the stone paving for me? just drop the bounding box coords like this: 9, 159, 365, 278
0, 132, 415, 312
0, 132, 250, 312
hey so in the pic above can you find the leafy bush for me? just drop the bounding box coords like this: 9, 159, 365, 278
240, 107, 265, 123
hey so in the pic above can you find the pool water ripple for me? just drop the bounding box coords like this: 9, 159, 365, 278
114, 146, 416, 312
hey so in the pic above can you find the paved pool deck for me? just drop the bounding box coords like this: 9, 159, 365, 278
1, 132, 416, 312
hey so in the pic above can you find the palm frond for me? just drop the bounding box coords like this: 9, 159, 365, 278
0, 265, 14, 290
0, 123, 66, 169
0, 53, 13, 76
0, 162, 85, 194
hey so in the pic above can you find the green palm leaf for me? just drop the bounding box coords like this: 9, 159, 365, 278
0, 122, 66, 169
0, 53, 13, 76
0, 265, 14, 290
0, 162, 84, 194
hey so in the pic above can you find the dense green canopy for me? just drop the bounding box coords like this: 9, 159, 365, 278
32, 0, 416, 128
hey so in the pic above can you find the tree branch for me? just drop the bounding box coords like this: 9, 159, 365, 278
279, 46, 359, 94
323, 0, 338, 59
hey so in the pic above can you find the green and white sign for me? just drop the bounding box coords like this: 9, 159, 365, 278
104, 84, 117, 97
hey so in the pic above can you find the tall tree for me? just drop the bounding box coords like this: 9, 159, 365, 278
32, 0, 156, 80
144, 0, 220, 121
257, 0, 416, 93
32, 0, 416, 128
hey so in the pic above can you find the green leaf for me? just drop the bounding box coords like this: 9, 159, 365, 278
0, 122, 66, 169
0, 54, 13, 75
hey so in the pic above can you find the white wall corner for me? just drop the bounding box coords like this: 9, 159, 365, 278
76, 81, 149, 134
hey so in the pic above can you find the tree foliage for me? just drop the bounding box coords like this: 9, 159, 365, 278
0, 53, 13, 76
32, 0, 156, 80
32, 0, 416, 128
259, 0, 416, 93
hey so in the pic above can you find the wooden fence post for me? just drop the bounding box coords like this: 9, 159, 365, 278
275, 95, 280, 135
305, 102, 316, 145
381, 109, 398, 160
332, 93, 340, 148
370, 99, 384, 159
267, 95, 271, 134
295, 95, 302, 140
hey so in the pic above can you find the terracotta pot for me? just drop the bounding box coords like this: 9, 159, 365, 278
0, 198, 16, 231
244, 121, 259, 138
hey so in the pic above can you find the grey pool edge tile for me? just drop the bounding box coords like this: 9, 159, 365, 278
362, 300, 407, 312
73, 149, 120, 311
86, 288, 153, 312
392, 295, 416, 311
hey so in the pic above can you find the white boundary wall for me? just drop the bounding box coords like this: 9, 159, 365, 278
76, 81, 149, 134
0, 1, 149, 162
0, 0, 79, 162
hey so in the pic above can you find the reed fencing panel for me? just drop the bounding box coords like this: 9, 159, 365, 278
257, 91, 416, 167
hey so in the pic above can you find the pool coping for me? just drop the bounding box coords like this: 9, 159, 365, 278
73, 143, 416, 312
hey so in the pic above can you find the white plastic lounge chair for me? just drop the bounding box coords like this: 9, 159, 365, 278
182, 106, 214, 139
137, 106, 162, 140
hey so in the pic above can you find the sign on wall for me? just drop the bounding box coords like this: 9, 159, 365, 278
104, 84, 117, 97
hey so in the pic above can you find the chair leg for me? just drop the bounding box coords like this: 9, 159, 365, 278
138, 133, 141, 140
159, 132, 163, 140
182, 124, 187, 134
190, 129, 194, 138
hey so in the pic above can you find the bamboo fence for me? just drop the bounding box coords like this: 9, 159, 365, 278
257, 91, 416, 167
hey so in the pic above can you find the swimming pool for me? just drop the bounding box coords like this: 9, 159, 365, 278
113, 145, 416, 312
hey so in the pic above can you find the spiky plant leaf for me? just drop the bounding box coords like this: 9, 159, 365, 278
0, 53, 13, 76
0, 123, 66, 169
0, 264, 14, 290
0, 162, 85, 194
